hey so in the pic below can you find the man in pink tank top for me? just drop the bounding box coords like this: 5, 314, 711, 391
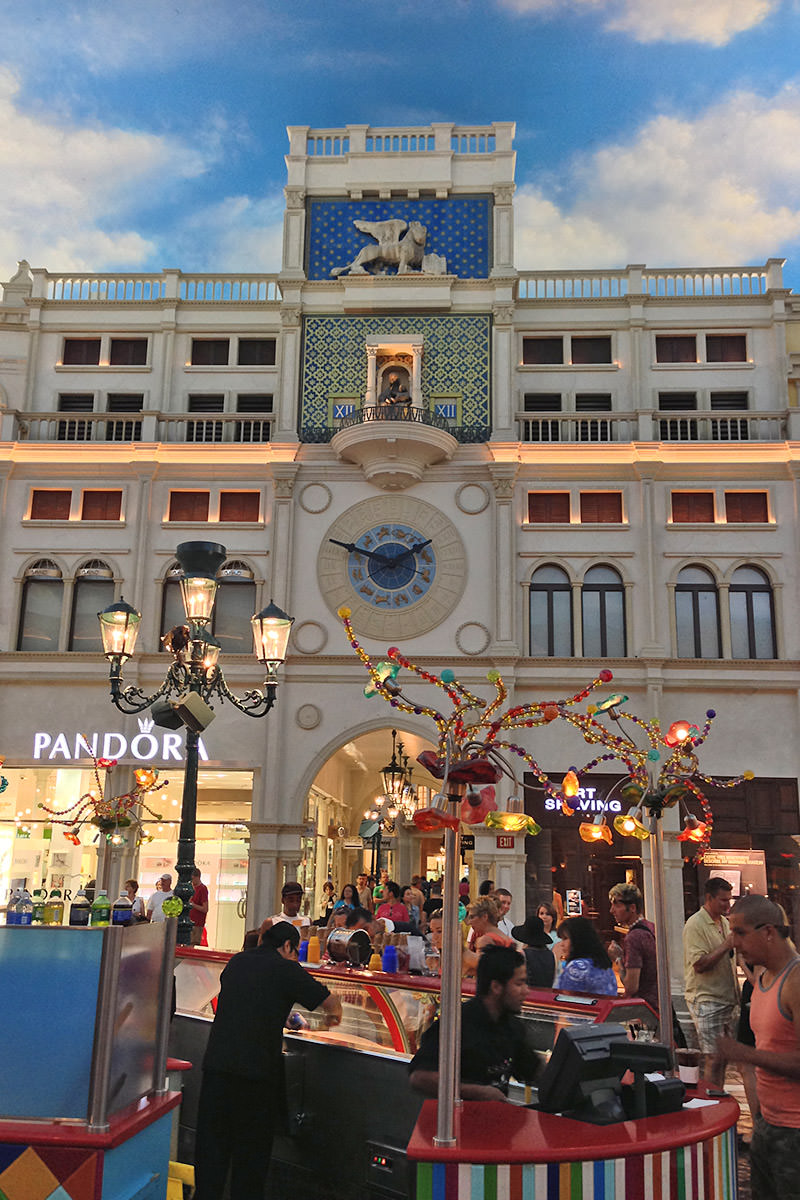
716, 895, 800, 1199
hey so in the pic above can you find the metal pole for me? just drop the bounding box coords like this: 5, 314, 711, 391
434, 821, 461, 1147
174, 726, 199, 947
648, 806, 674, 1047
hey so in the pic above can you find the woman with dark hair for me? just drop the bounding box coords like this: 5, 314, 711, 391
537, 901, 559, 946
319, 881, 336, 923
511, 914, 556, 988
333, 883, 359, 914
557, 916, 618, 996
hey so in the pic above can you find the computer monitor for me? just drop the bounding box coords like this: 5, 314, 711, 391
535, 1023, 676, 1126
537, 1024, 631, 1124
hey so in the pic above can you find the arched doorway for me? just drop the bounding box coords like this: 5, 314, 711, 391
296, 726, 441, 919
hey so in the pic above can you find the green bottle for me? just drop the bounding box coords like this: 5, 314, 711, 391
31, 889, 46, 925
90, 891, 111, 927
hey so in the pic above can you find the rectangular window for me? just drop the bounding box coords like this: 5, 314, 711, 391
528, 493, 570, 523
106, 393, 143, 441
219, 491, 260, 522
235, 394, 273, 442
57, 393, 93, 441
30, 489, 71, 520
237, 338, 276, 366
706, 334, 747, 362
655, 336, 697, 363
579, 492, 623, 523
575, 394, 612, 411
109, 337, 148, 366
522, 337, 563, 365
168, 491, 210, 522
523, 393, 562, 412
190, 338, 229, 366
62, 338, 101, 366
710, 391, 748, 410
81, 490, 122, 521
725, 492, 768, 523
658, 392, 697, 411
571, 336, 612, 364
671, 492, 714, 523
187, 394, 224, 443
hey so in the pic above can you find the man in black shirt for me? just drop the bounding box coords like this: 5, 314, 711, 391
194, 921, 342, 1199
408, 944, 540, 1100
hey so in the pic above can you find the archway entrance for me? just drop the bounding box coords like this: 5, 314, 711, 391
297, 726, 442, 920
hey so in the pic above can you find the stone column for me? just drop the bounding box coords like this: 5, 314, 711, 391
366, 345, 378, 406
411, 344, 423, 409
246, 835, 280, 927
491, 302, 515, 435
491, 184, 516, 276
276, 306, 302, 438
281, 186, 306, 279
489, 462, 520, 652
269, 466, 299, 609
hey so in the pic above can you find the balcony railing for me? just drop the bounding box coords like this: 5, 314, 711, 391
7, 411, 273, 444
301, 404, 490, 445
15, 270, 283, 304
517, 410, 788, 444
516, 260, 784, 301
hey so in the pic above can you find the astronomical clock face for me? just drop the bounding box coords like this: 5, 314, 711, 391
317, 496, 467, 639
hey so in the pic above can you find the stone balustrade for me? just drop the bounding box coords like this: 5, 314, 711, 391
517, 259, 784, 301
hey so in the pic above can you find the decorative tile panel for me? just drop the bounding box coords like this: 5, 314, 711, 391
301, 313, 490, 429
306, 196, 492, 280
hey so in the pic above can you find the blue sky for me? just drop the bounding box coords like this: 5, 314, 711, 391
3, 0, 800, 289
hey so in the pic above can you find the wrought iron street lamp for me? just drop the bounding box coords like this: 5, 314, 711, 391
98, 540, 293, 945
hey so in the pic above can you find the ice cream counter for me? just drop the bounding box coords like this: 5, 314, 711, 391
172, 946, 663, 1199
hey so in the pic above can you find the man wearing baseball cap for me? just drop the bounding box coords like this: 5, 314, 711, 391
266, 880, 310, 931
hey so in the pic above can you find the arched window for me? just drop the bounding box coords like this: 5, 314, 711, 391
69, 561, 115, 651
160, 562, 184, 649
675, 566, 720, 658
730, 566, 776, 659
213, 562, 256, 653
582, 565, 626, 657
17, 560, 63, 651
529, 565, 572, 657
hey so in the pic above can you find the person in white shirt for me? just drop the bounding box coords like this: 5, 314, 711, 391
266, 881, 310, 931
147, 873, 174, 922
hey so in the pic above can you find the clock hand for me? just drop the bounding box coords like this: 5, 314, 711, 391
329, 538, 401, 569
389, 538, 433, 568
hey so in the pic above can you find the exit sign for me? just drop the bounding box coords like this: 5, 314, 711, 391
496, 835, 515, 849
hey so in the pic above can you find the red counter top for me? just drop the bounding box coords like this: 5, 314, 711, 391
0, 1092, 182, 1150
407, 1085, 739, 1164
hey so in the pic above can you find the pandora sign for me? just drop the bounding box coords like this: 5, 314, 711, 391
32, 718, 208, 763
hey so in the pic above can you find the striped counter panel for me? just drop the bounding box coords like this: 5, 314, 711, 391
415, 1126, 738, 1200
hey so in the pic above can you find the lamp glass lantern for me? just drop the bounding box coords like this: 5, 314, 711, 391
251, 600, 294, 676
380, 729, 407, 802
98, 599, 141, 662
175, 541, 227, 625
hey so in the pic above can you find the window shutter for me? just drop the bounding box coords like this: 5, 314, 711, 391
168, 491, 210, 522
31, 490, 72, 520
671, 493, 714, 523
580, 492, 622, 523
528, 493, 570, 523
725, 492, 768, 523
81, 491, 122, 521
219, 492, 260, 522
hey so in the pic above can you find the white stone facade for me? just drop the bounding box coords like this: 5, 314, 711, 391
1, 122, 799, 982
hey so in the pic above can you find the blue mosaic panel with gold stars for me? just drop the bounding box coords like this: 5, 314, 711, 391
307, 196, 492, 280
301, 313, 490, 429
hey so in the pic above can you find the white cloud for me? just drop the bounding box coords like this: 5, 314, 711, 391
170, 194, 285, 273
516, 86, 800, 270
0, 68, 209, 274
499, 0, 778, 45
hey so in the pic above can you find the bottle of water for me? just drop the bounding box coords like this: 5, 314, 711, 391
32, 889, 46, 924
69, 888, 91, 927
43, 889, 65, 925
90, 891, 111, 927
6, 889, 20, 925
17, 890, 33, 926
111, 892, 133, 926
